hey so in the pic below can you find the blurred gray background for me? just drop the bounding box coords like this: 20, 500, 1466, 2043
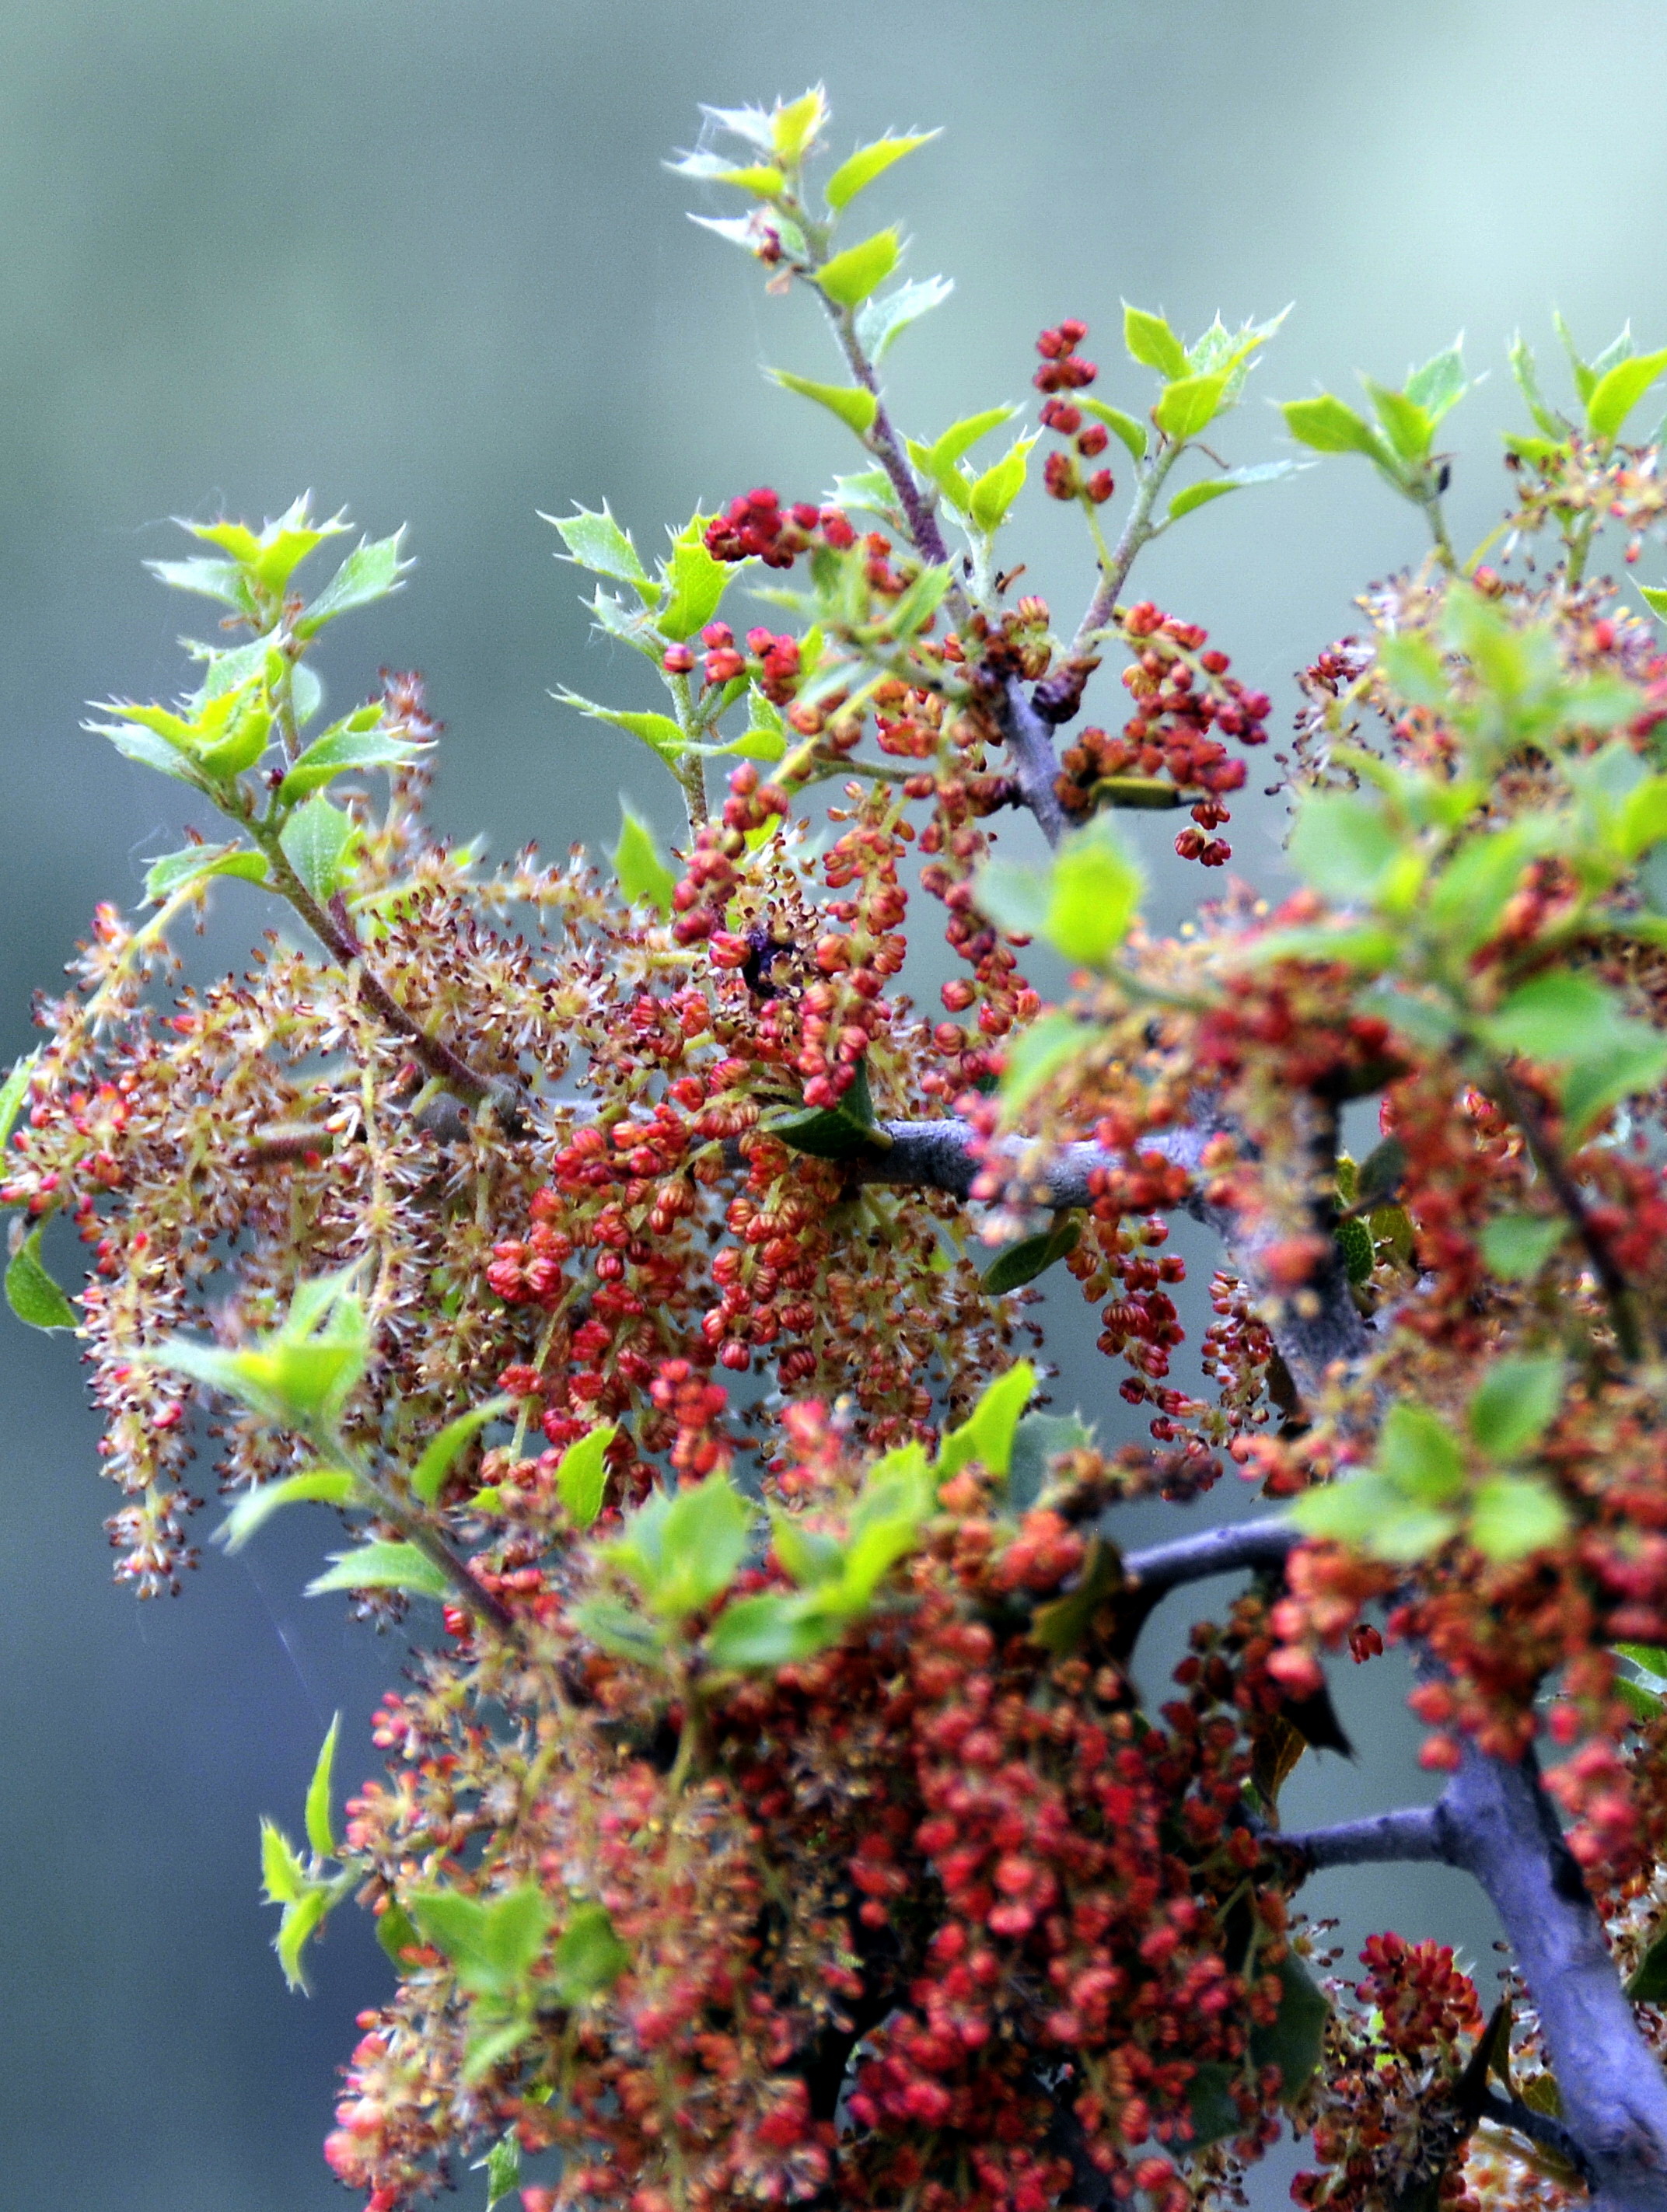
2, 2, 1664, 2205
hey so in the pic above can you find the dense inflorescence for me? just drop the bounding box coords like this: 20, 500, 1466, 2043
23, 79, 1667, 2212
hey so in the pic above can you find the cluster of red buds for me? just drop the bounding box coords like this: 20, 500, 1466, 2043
702, 486, 856, 567
662, 621, 803, 703
1055, 604, 1270, 865
1035, 321, 1116, 505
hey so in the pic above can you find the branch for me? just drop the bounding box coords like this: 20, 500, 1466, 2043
1121, 1518, 1296, 1596
1431, 1742, 1667, 2211
820, 300, 952, 572
995, 675, 1069, 848
1486, 1056, 1645, 1361
1274, 1805, 1446, 1871
854, 1113, 1369, 1405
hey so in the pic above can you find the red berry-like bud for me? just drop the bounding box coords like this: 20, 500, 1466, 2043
1085, 470, 1115, 504
662, 645, 695, 673
1076, 424, 1109, 457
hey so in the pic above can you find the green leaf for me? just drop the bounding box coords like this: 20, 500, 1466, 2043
0, 1052, 37, 1162
1470, 1475, 1570, 1562
571, 1596, 667, 1666
216, 1468, 357, 1553
1031, 1534, 1124, 1655
1482, 970, 1637, 1061
1427, 822, 1557, 952
554, 690, 686, 766
275, 1887, 331, 1994
260, 1819, 306, 1906
1509, 334, 1568, 440
1380, 1402, 1467, 1504
411, 1884, 554, 1997
306, 1541, 452, 1602
305, 1714, 340, 1858
770, 1514, 846, 1588
1640, 584, 1667, 622
1480, 1214, 1567, 1281
655, 1476, 753, 1616
545, 505, 655, 604
1044, 815, 1144, 964
968, 435, 1038, 532
824, 131, 939, 209
938, 1361, 1036, 1481
1336, 1215, 1374, 1284
5, 1229, 75, 1330
1281, 393, 1389, 460
1287, 791, 1402, 903
1363, 379, 1435, 464
1561, 1035, 1667, 1138
555, 1421, 617, 1529
554, 1900, 629, 2000
1404, 340, 1469, 424
278, 719, 432, 802
1007, 1410, 1094, 1515
980, 1212, 1081, 1294
1182, 2061, 1245, 2151
999, 1012, 1090, 1118
1249, 1949, 1329, 2102
1468, 1354, 1564, 1460
704, 1588, 846, 1671
764, 1057, 884, 1161
411, 1396, 513, 1506
1627, 1925, 1667, 2003
855, 274, 953, 367
816, 229, 900, 307
279, 795, 358, 904
480, 2133, 522, 2211
293, 530, 413, 638
376, 1900, 420, 1968
1154, 372, 1228, 442
1077, 396, 1148, 462
1587, 348, 1667, 442
142, 841, 268, 903
657, 515, 732, 643
771, 86, 827, 163
145, 554, 252, 612
767, 369, 879, 439
607, 1475, 754, 1619
1166, 459, 1302, 522
1123, 304, 1188, 381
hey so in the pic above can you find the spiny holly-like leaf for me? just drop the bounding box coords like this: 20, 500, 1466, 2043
305, 1714, 340, 1858
980, 1212, 1081, 1295
293, 530, 413, 638
938, 1361, 1036, 1480
556, 1422, 617, 1529
410, 1396, 513, 1506
764, 1057, 885, 1160
1249, 1949, 1329, 2102
142, 841, 269, 904
613, 802, 677, 916
279, 795, 358, 904
215, 1468, 358, 1553
5, 1229, 76, 1330
1123, 304, 1188, 381
856, 274, 952, 366
816, 229, 899, 308
544, 504, 656, 603
824, 131, 939, 211
306, 1541, 452, 1602
767, 369, 878, 439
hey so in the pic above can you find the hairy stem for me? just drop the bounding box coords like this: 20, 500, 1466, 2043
327, 1438, 516, 1637
1069, 435, 1186, 656
820, 301, 953, 571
